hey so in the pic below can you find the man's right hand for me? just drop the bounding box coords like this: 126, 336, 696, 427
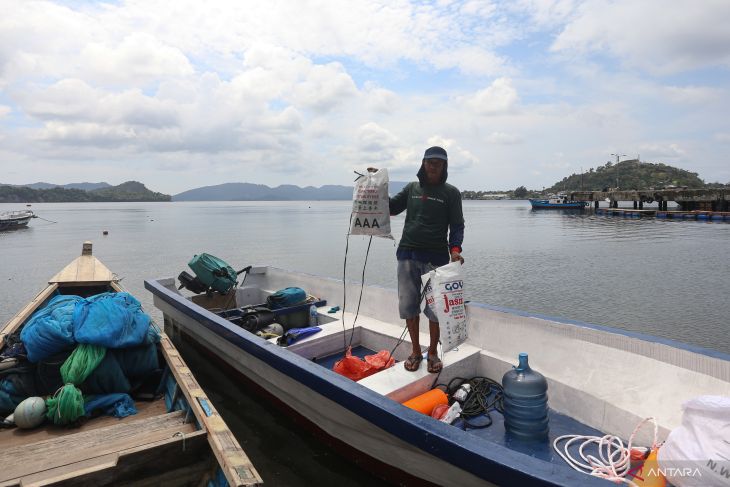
451, 251, 465, 265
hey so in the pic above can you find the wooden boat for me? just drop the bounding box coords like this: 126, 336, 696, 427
146, 264, 730, 486
0, 242, 262, 487
0, 210, 34, 231
529, 195, 588, 209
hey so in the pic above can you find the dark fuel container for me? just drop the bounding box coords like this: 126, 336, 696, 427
502, 353, 549, 440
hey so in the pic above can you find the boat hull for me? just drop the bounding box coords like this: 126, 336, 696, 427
147, 265, 730, 487
0, 215, 32, 230
161, 307, 494, 487
148, 276, 613, 487
529, 199, 587, 209
170, 324, 444, 487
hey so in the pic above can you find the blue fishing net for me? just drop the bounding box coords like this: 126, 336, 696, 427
20, 295, 82, 363
0, 379, 23, 415
73, 292, 151, 349
84, 393, 137, 418
113, 341, 160, 379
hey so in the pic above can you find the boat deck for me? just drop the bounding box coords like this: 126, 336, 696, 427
315, 345, 608, 467
0, 398, 168, 449
0, 406, 201, 486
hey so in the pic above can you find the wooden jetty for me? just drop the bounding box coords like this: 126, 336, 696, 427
595, 208, 730, 221
0, 242, 262, 486
571, 188, 729, 211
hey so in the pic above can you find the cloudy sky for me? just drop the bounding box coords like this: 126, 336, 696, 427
1, 0, 729, 194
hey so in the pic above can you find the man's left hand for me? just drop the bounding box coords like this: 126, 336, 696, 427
451, 251, 464, 265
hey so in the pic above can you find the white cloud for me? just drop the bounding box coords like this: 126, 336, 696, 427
663, 85, 722, 105
79, 32, 194, 86
551, 0, 730, 74
486, 131, 523, 145
463, 77, 518, 115
15, 79, 179, 127
357, 122, 400, 157
37, 121, 137, 146
0, 0, 729, 192
432, 46, 508, 77
637, 143, 687, 160
288, 63, 358, 113
511, 0, 581, 27
362, 83, 400, 114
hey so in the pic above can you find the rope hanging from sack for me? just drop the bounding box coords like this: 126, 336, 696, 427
46, 343, 106, 425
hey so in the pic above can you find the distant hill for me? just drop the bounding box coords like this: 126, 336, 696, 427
173, 181, 409, 201
545, 160, 710, 193
0, 181, 170, 203
19, 182, 112, 191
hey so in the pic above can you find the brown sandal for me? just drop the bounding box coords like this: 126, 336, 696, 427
427, 354, 442, 373
404, 353, 423, 371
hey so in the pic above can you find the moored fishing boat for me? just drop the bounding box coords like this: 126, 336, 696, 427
147, 263, 730, 486
529, 195, 588, 209
0, 210, 34, 231
0, 242, 262, 487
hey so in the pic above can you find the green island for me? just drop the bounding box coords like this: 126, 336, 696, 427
462, 160, 729, 200
0, 181, 170, 203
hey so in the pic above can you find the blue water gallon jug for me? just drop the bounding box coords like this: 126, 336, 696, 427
502, 353, 549, 440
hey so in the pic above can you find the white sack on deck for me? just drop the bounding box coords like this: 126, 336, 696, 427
422, 261, 468, 352
350, 168, 392, 239
657, 395, 730, 487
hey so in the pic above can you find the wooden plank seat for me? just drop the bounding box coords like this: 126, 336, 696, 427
0, 410, 196, 484
0, 399, 168, 450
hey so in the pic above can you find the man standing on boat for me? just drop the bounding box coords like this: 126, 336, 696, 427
371, 146, 464, 373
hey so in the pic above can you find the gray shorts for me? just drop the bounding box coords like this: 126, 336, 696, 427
397, 259, 437, 321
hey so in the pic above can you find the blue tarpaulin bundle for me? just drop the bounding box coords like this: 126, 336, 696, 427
20, 295, 83, 363
277, 326, 321, 346
266, 287, 307, 310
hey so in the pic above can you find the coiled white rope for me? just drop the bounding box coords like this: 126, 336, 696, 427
553, 417, 659, 486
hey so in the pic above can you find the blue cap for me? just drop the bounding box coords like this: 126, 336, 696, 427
423, 146, 447, 161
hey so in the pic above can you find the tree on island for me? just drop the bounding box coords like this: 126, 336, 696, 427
513, 186, 528, 198
544, 160, 710, 193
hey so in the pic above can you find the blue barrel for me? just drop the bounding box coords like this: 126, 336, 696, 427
711, 214, 723, 221
697, 214, 709, 220
657, 212, 667, 218
502, 353, 549, 440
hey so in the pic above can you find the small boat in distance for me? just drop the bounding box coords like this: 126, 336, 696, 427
0, 210, 35, 230
529, 194, 588, 209
0, 242, 262, 486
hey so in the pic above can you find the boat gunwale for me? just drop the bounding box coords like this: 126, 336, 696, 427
255, 266, 730, 364
146, 276, 610, 487
241, 266, 730, 363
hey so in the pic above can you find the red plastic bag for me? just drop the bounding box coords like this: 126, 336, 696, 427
333, 347, 394, 381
